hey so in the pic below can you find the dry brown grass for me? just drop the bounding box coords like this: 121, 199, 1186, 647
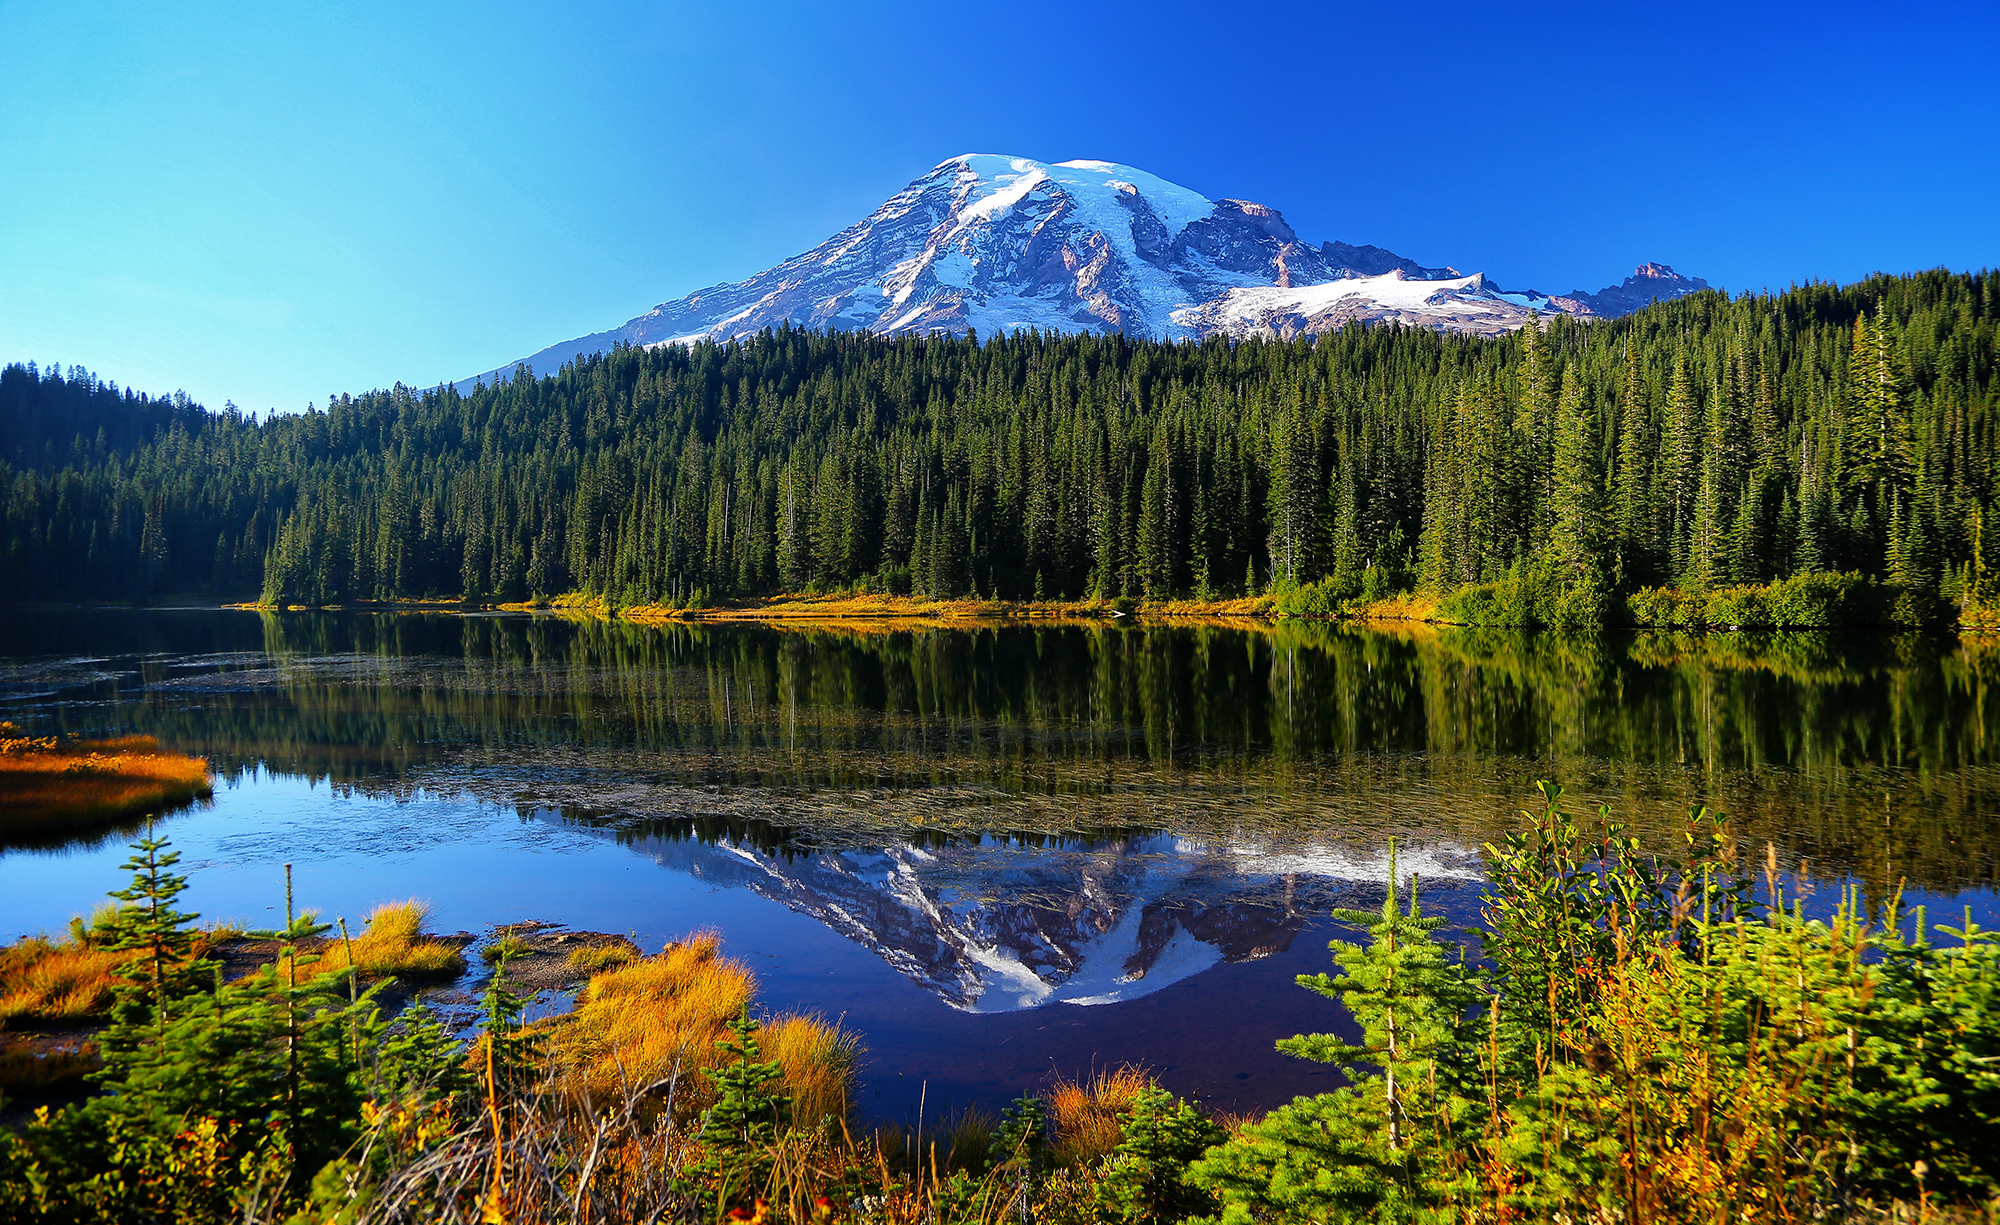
0, 1041, 100, 1089
0, 727, 212, 834
1046, 1066, 1150, 1166
0, 936, 123, 1026
310, 901, 467, 979
545, 931, 861, 1129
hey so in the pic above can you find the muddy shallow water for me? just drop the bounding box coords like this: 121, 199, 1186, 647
2, 608, 1997, 1118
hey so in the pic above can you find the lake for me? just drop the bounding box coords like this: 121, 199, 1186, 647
3, 608, 1997, 1118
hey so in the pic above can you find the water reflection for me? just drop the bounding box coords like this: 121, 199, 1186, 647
2, 609, 1998, 903
564, 816, 1482, 1012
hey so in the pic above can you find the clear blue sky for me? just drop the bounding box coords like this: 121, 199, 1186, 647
3, 0, 1994, 415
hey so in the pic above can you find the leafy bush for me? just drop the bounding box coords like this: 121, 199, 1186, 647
1435, 581, 1503, 625
1192, 785, 2000, 1223
1761, 570, 1873, 626
1702, 584, 1771, 627
1627, 584, 1706, 627
1627, 572, 1916, 629
1268, 576, 1348, 618
1435, 558, 1602, 628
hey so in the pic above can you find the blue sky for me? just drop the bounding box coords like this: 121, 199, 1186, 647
2, 0, 1994, 415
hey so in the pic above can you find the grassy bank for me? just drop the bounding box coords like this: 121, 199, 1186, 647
0, 727, 211, 840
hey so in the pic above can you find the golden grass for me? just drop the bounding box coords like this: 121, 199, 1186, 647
1138, 594, 1277, 617
0, 936, 123, 1026
0, 727, 212, 834
934, 1104, 1000, 1171
762, 1012, 863, 1130
545, 931, 861, 1128
548, 931, 754, 1104
566, 942, 638, 974
1046, 1066, 1151, 1166
513, 585, 1486, 629
310, 901, 467, 979
482, 934, 529, 963
620, 591, 1123, 624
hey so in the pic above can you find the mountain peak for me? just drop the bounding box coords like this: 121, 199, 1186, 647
463, 157, 1708, 386
1560, 262, 1712, 317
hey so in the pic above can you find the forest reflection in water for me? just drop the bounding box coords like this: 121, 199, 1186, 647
3, 607, 1998, 902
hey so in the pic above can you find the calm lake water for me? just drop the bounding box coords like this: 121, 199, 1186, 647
3, 608, 1997, 1117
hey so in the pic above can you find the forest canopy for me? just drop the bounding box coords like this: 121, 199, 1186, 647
2, 269, 1995, 624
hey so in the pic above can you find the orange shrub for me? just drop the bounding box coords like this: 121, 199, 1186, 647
1046, 1066, 1150, 1166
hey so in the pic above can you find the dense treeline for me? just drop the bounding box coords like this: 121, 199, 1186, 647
3, 269, 1995, 617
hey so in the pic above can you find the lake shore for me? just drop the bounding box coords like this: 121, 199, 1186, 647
224, 589, 1447, 624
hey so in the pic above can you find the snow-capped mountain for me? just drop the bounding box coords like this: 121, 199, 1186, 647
559, 818, 1482, 1013
472, 155, 1708, 384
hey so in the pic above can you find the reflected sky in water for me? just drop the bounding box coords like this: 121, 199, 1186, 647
3, 607, 1998, 1115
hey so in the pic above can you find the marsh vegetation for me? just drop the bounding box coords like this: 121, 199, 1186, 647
0, 726, 210, 842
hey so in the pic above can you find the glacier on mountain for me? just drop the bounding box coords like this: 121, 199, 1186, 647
467, 154, 1709, 387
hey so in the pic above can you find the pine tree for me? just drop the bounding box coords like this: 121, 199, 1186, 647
1135, 418, 1177, 597
1615, 340, 1655, 585
1546, 361, 1604, 589
95, 825, 210, 1063
1660, 353, 1701, 581
1188, 842, 1485, 1222
1279, 844, 1485, 1150
693, 1008, 791, 1196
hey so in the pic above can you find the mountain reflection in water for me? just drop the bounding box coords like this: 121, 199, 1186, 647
5, 608, 2000, 1114
569, 819, 1482, 1012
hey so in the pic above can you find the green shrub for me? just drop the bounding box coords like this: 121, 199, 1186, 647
1628, 585, 1705, 627
1629, 573, 1901, 629
1269, 577, 1347, 618
1762, 571, 1870, 627
1436, 559, 1598, 628
1435, 582, 1502, 625
1702, 585, 1770, 628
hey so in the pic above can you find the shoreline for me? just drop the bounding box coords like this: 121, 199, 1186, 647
51, 584, 1989, 633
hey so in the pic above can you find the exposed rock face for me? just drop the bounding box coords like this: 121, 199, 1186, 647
1558, 262, 1712, 317
1319, 240, 1459, 280
468, 156, 1708, 386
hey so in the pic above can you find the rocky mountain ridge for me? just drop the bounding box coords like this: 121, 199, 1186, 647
469, 155, 1708, 386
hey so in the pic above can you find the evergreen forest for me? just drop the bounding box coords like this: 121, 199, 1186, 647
3, 269, 1996, 625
